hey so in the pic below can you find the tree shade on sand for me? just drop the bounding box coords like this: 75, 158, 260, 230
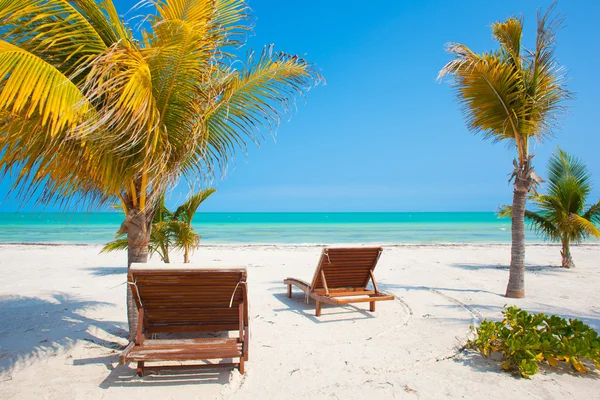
438, 5, 571, 298
500, 148, 600, 268
0, 0, 321, 339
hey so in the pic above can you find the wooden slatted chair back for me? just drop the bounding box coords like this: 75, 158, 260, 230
309, 247, 382, 291
128, 266, 247, 334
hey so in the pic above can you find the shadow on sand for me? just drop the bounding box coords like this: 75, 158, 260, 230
270, 292, 376, 323
0, 293, 126, 375
78, 354, 233, 388
450, 263, 562, 274
85, 266, 128, 277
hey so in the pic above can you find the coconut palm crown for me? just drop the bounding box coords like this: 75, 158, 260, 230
500, 148, 600, 268
0, 0, 321, 338
438, 4, 571, 298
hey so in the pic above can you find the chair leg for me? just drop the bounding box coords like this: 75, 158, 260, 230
239, 355, 245, 374
370, 301, 376, 312
316, 301, 321, 317
287, 284, 292, 298
136, 361, 145, 377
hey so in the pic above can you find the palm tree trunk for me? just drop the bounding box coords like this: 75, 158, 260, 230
125, 209, 152, 341
561, 237, 574, 268
184, 245, 190, 263
506, 189, 527, 298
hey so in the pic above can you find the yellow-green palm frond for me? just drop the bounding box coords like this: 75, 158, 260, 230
100, 236, 128, 253
203, 47, 322, 172
170, 220, 201, 252
174, 187, 216, 224
0, 0, 118, 76
78, 43, 161, 160
439, 6, 570, 160
491, 17, 523, 66
583, 201, 600, 226
0, 40, 91, 135
439, 48, 524, 144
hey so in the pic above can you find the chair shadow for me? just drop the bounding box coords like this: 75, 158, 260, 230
271, 292, 376, 324
0, 293, 127, 375
98, 363, 232, 388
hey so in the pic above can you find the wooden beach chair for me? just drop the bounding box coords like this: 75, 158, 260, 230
120, 264, 249, 376
284, 247, 394, 316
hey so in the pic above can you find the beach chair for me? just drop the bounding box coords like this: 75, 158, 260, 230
284, 247, 394, 316
120, 264, 249, 376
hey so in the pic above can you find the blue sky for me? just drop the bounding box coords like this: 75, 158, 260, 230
2, 0, 599, 212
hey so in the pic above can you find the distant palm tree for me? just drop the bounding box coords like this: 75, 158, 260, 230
0, 1, 321, 339
500, 149, 600, 268
173, 188, 216, 263
438, 5, 571, 298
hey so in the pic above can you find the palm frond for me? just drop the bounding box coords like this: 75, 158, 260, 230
100, 237, 128, 253
203, 47, 322, 173
0, 0, 109, 76
582, 201, 600, 225
523, 208, 561, 242
439, 6, 570, 161
174, 188, 216, 224
0, 40, 91, 135
569, 214, 600, 242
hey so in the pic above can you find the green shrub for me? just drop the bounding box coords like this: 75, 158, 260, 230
468, 306, 600, 378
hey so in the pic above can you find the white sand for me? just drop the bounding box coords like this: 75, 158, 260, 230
0, 243, 598, 399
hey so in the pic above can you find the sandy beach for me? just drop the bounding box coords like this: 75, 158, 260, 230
0, 243, 598, 399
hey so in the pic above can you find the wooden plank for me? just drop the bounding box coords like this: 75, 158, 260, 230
120, 342, 135, 365
320, 270, 330, 296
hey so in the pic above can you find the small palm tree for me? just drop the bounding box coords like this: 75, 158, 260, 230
102, 195, 176, 263
438, 5, 571, 297
172, 188, 216, 263
103, 188, 216, 263
500, 149, 600, 268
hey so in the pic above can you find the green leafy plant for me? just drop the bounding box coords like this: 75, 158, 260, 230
468, 306, 600, 378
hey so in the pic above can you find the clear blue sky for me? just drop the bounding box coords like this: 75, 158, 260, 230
2, 0, 599, 212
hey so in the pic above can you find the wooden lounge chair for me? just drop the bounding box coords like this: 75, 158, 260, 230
284, 247, 394, 316
120, 264, 249, 376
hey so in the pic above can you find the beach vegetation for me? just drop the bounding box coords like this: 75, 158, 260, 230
102, 188, 216, 263
499, 148, 600, 268
438, 4, 571, 298
468, 306, 600, 378
0, 0, 320, 339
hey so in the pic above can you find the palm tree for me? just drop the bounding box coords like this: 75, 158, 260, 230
0, 1, 321, 339
438, 5, 571, 298
499, 149, 600, 268
172, 188, 216, 263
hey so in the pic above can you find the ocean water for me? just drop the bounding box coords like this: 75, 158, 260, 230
0, 212, 564, 245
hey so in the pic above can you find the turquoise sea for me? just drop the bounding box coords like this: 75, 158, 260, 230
0, 212, 565, 245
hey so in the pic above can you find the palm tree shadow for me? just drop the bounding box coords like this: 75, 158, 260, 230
85, 266, 128, 277
451, 263, 562, 274
0, 293, 126, 375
